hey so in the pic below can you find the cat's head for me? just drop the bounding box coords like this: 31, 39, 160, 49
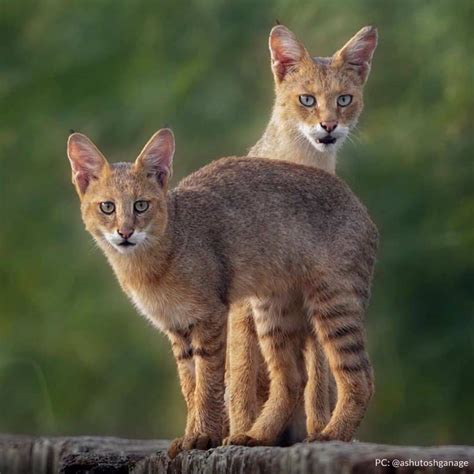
269, 25, 377, 153
67, 129, 174, 255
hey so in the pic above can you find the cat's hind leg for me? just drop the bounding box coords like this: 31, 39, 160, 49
225, 293, 304, 446
303, 277, 374, 442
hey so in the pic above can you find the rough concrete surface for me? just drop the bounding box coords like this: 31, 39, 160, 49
0, 435, 472, 473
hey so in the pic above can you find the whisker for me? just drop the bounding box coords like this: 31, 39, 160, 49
347, 130, 362, 145
346, 134, 356, 146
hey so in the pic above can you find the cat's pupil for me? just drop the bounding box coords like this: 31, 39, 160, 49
134, 200, 149, 213
337, 94, 353, 107
299, 94, 316, 107
100, 201, 115, 214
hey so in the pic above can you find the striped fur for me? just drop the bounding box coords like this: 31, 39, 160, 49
227, 24, 377, 446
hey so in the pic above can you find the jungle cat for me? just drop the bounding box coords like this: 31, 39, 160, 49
67, 128, 377, 456
227, 24, 378, 444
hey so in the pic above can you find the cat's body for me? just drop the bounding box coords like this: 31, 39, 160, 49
68, 129, 377, 457
227, 25, 378, 443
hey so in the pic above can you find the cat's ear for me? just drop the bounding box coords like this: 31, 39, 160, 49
67, 133, 109, 197
333, 26, 377, 84
135, 128, 174, 189
269, 25, 311, 83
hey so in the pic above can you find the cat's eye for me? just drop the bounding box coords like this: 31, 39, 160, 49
99, 201, 115, 215
299, 94, 316, 107
134, 200, 149, 213
337, 94, 353, 107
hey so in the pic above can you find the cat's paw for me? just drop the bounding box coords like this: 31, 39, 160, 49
223, 433, 261, 447
167, 436, 185, 459
305, 430, 351, 443
304, 433, 331, 443
168, 433, 220, 458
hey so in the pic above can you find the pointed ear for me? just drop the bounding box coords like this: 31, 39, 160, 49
67, 133, 108, 197
135, 128, 174, 189
269, 25, 311, 83
333, 26, 377, 84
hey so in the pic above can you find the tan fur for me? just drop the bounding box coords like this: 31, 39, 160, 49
68, 128, 377, 455
227, 24, 378, 444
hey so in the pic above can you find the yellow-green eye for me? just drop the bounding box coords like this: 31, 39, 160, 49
134, 200, 149, 213
299, 94, 316, 107
337, 94, 353, 107
99, 201, 115, 215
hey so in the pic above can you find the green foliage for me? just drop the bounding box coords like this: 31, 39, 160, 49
1, 0, 472, 444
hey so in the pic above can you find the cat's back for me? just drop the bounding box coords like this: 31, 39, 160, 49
171, 156, 377, 263
179, 157, 335, 193
176, 156, 364, 217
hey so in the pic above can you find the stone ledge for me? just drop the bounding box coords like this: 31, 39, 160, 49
0, 434, 472, 473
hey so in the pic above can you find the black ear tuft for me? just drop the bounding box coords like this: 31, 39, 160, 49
69, 129, 76, 135
162, 123, 171, 129
275, 19, 281, 25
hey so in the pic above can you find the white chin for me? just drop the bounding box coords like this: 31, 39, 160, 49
113, 243, 139, 254
313, 141, 336, 152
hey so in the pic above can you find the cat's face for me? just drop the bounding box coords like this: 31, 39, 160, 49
67, 129, 174, 255
270, 25, 377, 153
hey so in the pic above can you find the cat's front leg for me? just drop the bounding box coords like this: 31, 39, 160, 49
169, 310, 227, 457
166, 325, 197, 458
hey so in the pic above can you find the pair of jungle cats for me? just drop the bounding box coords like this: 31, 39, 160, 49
67, 24, 378, 458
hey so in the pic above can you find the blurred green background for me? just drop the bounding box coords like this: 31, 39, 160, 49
1, 0, 473, 446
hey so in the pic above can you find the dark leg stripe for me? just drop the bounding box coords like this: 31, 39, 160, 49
315, 288, 344, 304
317, 308, 360, 322
338, 341, 365, 354
313, 281, 330, 294
269, 338, 288, 351
193, 341, 225, 359
325, 325, 360, 341
322, 302, 358, 316
353, 286, 369, 300
336, 359, 369, 373
193, 347, 211, 358
169, 324, 194, 340
353, 267, 370, 283
176, 348, 193, 360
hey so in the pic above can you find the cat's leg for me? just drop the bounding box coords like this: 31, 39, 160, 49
278, 341, 307, 445
167, 307, 227, 458
281, 301, 337, 445
184, 312, 228, 451
255, 351, 270, 414
226, 294, 304, 446
329, 370, 337, 415
166, 325, 197, 458
222, 343, 231, 439
304, 277, 374, 442
303, 330, 332, 437
227, 301, 265, 436
275, 293, 308, 445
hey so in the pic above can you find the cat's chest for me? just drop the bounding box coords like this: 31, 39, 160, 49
125, 280, 198, 333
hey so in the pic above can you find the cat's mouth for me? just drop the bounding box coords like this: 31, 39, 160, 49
316, 136, 337, 145
102, 231, 147, 254
118, 240, 136, 248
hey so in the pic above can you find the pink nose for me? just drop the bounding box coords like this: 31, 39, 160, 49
117, 228, 134, 240
320, 121, 338, 133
